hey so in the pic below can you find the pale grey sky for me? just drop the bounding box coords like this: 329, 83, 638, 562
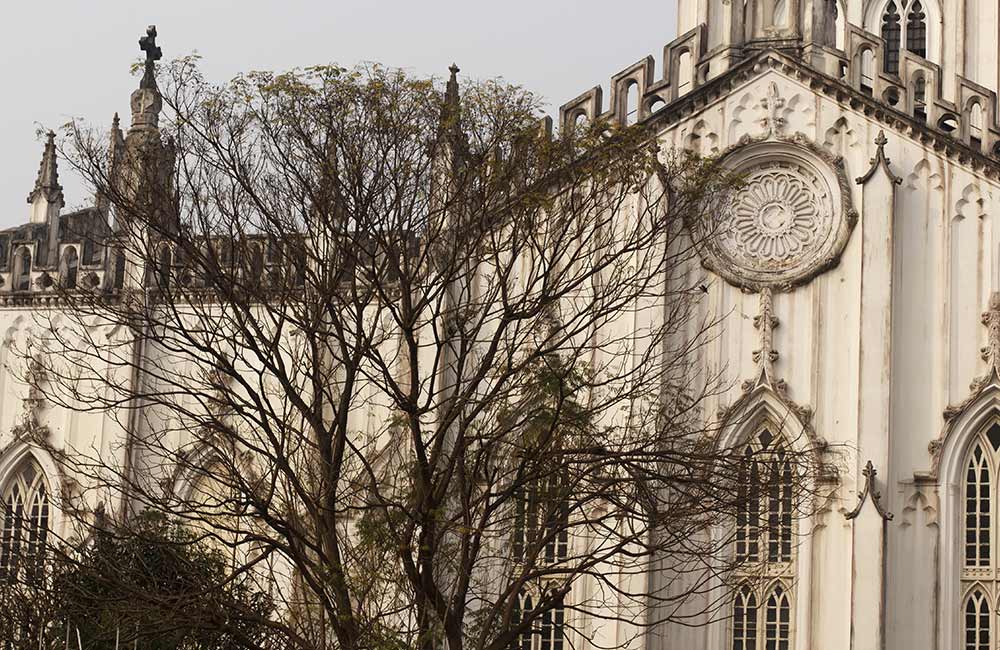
0, 1, 677, 227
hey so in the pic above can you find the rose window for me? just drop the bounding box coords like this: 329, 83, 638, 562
728, 164, 827, 265
693, 143, 855, 290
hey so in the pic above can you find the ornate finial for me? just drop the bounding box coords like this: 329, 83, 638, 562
844, 460, 894, 520
139, 25, 162, 90
742, 287, 787, 394
856, 129, 902, 185
27, 131, 63, 205
112, 112, 120, 128
444, 63, 461, 110
760, 82, 785, 138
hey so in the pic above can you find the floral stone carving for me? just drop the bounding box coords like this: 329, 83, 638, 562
696, 138, 856, 291
728, 161, 828, 266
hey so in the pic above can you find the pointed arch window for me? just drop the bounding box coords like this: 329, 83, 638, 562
731, 427, 795, 650
0, 458, 49, 583
511, 474, 569, 650
905, 0, 927, 58
959, 422, 1000, 646
965, 588, 991, 650
881, 1, 902, 74
879, 0, 931, 75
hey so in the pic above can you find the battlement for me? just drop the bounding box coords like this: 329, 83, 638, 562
552, 18, 1000, 161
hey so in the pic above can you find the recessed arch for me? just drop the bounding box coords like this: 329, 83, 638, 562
0, 442, 62, 577
933, 381, 1000, 649
12, 247, 31, 292
58, 246, 79, 289
624, 80, 639, 126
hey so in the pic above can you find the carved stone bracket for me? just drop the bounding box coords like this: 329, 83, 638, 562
844, 460, 894, 521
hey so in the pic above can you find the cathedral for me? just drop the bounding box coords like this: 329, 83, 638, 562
4, 0, 1000, 648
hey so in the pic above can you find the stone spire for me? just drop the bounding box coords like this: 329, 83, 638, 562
97, 113, 126, 214
27, 131, 64, 225
439, 64, 467, 154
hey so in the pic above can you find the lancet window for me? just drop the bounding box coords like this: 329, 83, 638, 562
959, 422, 1000, 649
881, 1, 902, 73
0, 458, 50, 583
731, 427, 794, 650
511, 474, 569, 650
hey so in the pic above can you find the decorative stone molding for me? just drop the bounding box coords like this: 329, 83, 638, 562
694, 132, 858, 291
855, 130, 903, 186
844, 460, 894, 520
941, 293, 1000, 426
899, 477, 939, 528
716, 288, 832, 477
928, 293, 1000, 476
638, 51, 1000, 182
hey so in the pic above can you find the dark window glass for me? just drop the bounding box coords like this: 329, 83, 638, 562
881, 1, 902, 74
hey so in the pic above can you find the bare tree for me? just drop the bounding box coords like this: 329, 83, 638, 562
13, 58, 821, 650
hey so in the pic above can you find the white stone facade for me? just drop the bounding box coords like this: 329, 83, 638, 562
6, 1, 1000, 649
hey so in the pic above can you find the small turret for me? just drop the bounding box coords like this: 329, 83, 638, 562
26, 131, 64, 226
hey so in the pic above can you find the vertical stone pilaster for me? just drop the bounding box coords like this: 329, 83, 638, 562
851, 131, 901, 650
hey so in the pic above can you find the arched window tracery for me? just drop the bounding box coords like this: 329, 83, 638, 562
959, 422, 1000, 647
964, 587, 991, 650
905, 0, 927, 58
878, 0, 931, 74
0, 457, 49, 583
511, 474, 569, 650
881, 1, 902, 73
731, 426, 794, 650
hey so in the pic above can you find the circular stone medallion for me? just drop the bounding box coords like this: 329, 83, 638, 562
698, 141, 854, 289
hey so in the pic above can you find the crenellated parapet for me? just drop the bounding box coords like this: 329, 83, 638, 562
559, 25, 708, 133
553, 15, 1000, 164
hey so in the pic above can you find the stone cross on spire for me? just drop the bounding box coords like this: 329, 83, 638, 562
139, 25, 162, 90
130, 25, 164, 130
